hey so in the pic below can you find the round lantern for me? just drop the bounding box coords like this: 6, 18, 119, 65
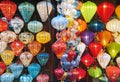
51, 15, 68, 31
19, 32, 34, 44
0, 19, 8, 32
36, 31, 51, 44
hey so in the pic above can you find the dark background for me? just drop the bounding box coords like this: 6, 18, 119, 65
0, 0, 120, 82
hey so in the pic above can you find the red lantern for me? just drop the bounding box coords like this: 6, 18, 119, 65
106, 66, 120, 82
97, 2, 115, 23
75, 68, 86, 80
0, 62, 6, 75
52, 41, 66, 59
0, 0, 17, 20
89, 42, 103, 57
67, 49, 76, 62
54, 67, 65, 80
70, 68, 79, 81
10, 40, 24, 56
0, 19, 8, 32
81, 53, 94, 67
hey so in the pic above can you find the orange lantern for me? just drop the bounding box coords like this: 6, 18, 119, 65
0, 0, 17, 20
28, 41, 41, 56
0, 19, 8, 32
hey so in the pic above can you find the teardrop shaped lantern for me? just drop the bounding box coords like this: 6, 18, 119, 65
0, 19, 8, 32
0, 0, 17, 20
37, 1, 53, 22
27, 20, 43, 33
51, 15, 68, 31
18, 2, 35, 22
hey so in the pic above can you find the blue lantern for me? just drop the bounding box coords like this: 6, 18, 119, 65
74, 10, 81, 19
51, 15, 68, 31
9, 63, 23, 78
27, 20, 43, 33
1, 73, 14, 82
18, 2, 35, 23
20, 74, 33, 82
88, 20, 104, 32
36, 53, 49, 66
28, 63, 41, 78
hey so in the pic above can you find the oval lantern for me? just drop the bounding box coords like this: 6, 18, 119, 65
9, 63, 23, 78
88, 66, 102, 78
9, 17, 24, 34
27, 20, 43, 33
28, 63, 41, 78
52, 41, 67, 59
107, 42, 120, 59
115, 5, 120, 19
97, 30, 113, 47
20, 52, 33, 67
88, 20, 104, 32
116, 57, 120, 68
37, 1, 53, 22
51, 15, 68, 31
81, 1, 97, 23
1, 50, 15, 65
0, 31, 17, 43
36, 74, 49, 82
89, 42, 103, 57
0, 0, 17, 20
97, 2, 115, 23
20, 74, 33, 82
0, 62, 6, 75
81, 53, 94, 67
19, 32, 34, 44
36, 53, 49, 66
1, 72, 14, 82
0, 41, 7, 54
18, 2, 35, 22
0, 19, 8, 32
106, 66, 120, 82
10, 40, 24, 56
36, 31, 51, 44
81, 30, 94, 45
106, 19, 120, 32
28, 41, 41, 56
97, 52, 111, 69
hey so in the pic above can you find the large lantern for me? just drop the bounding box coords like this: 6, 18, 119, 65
18, 2, 35, 22
0, 0, 17, 20
36, 1, 53, 22
0, 19, 8, 32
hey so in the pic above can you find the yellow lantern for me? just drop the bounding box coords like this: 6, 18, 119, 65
1, 50, 14, 65
36, 31, 51, 44
115, 5, 120, 19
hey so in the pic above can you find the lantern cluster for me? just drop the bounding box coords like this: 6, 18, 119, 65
0, 0, 52, 82
53, 0, 120, 82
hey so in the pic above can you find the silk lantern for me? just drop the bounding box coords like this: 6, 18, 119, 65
9, 63, 23, 78
36, 53, 49, 66
18, 2, 35, 22
97, 52, 111, 69
0, 31, 17, 43
36, 31, 51, 44
37, 1, 53, 22
75, 68, 86, 80
36, 74, 49, 82
0, 41, 7, 54
88, 66, 102, 78
10, 17, 24, 34
1, 72, 14, 82
97, 30, 113, 47
106, 66, 120, 82
28, 41, 41, 56
1, 50, 15, 65
67, 49, 76, 62
20, 52, 33, 67
28, 63, 41, 78
97, 2, 115, 23
10, 40, 24, 56
89, 42, 103, 57
19, 32, 34, 44
20, 74, 33, 82
52, 41, 67, 59
0, 19, 8, 32
81, 1, 97, 23
0, 62, 6, 75
0, 0, 17, 20
81, 53, 94, 67
107, 42, 120, 59
51, 15, 68, 31
116, 57, 120, 68
115, 5, 120, 19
